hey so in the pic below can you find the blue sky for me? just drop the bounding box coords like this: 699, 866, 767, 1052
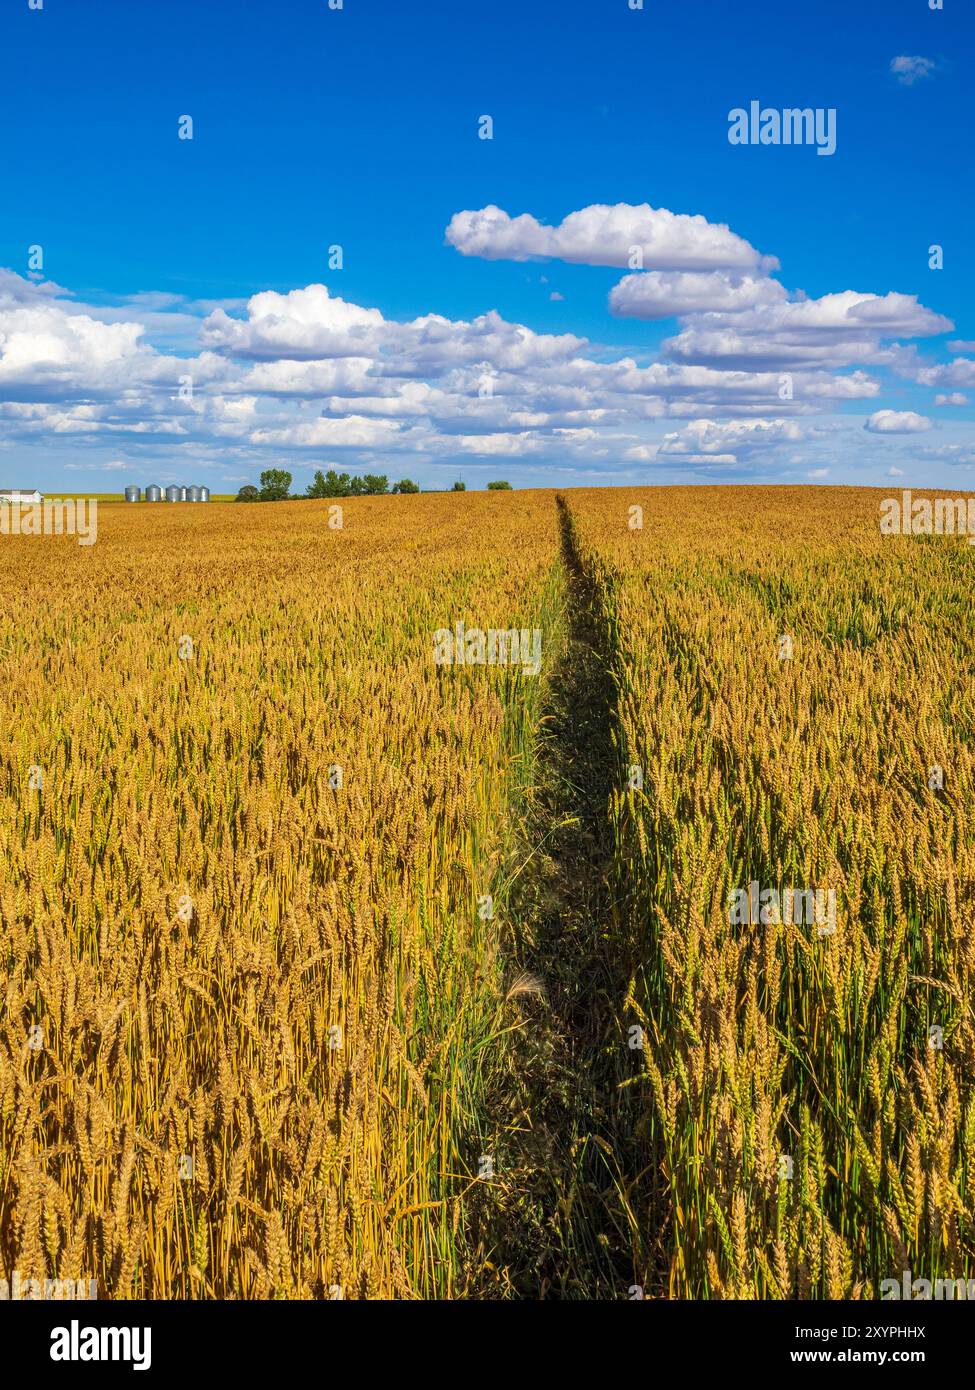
1, 0, 972, 490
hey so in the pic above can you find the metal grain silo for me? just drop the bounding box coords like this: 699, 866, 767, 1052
179, 486, 189, 502
165, 485, 181, 503
187, 485, 201, 502
125, 485, 141, 503
198, 486, 211, 503
145, 484, 162, 503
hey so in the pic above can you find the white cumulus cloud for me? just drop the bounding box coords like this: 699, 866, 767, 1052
890, 55, 936, 85
865, 410, 932, 434
658, 417, 805, 459
610, 270, 786, 320
445, 203, 777, 272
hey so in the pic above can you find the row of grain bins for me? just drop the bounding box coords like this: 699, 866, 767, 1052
125, 485, 211, 503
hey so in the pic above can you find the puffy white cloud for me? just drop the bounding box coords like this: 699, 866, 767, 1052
322, 382, 459, 420
0, 398, 191, 438
919, 444, 975, 467
202, 287, 588, 380
837, 293, 950, 333
203, 286, 586, 386
0, 302, 146, 386
385, 309, 585, 372
935, 392, 968, 406
0, 269, 73, 304
249, 415, 403, 448
454, 432, 547, 456
913, 358, 975, 389
865, 410, 932, 433
511, 356, 877, 408
610, 270, 786, 320
890, 55, 936, 85
445, 203, 777, 271
201, 285, 384, 360
0, 272, 234, 407
234, 357, 377, 396
658, 417, 806, 459
0, 218, 965, 486
664, 291, 952, 370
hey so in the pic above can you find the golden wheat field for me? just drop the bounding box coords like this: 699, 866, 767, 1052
2, 486, 974, 1301
0, 493, 560, 1299
568, 486, 975, 1298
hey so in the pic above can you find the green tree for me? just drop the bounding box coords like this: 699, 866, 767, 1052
259, 468, 292, 501
392, 478, 420, 493
306, 469, 350, 499
361, 474, 389, 495
236, 484, 260, 502
451, 481, 466, 492
486, 480, 512, 490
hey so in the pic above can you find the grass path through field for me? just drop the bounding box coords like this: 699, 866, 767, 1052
468, 493, 662, 1298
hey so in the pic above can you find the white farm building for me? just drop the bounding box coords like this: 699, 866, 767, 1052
0, 489, 44, 504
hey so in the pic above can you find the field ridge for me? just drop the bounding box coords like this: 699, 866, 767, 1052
469, 494, 661, 1297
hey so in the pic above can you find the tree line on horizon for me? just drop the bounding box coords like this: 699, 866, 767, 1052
237, 470, 512, 501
